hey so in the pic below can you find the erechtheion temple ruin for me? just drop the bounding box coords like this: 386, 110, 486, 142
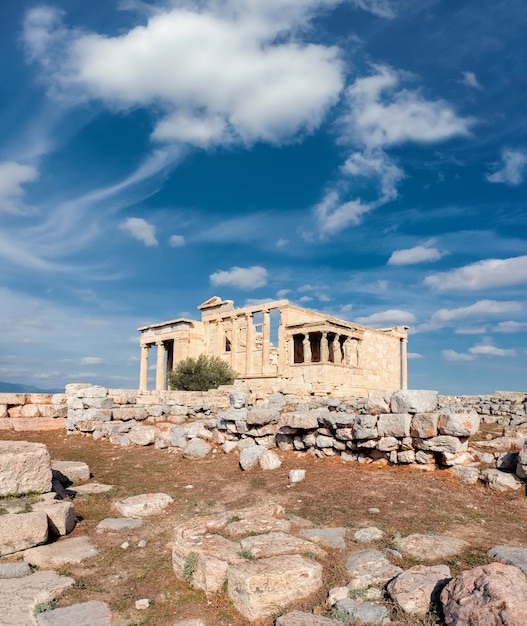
138, 297, 408, 396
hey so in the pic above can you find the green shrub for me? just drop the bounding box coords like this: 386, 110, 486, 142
167, 355, 237, 391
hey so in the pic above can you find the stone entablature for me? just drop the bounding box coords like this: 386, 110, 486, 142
138, 296, 409, 395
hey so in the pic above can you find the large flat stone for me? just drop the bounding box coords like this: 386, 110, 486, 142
36, 600, 112, 625
23, 536, 100, 568
0, 571, 73, 626
334, 598, 391, 624
387, 564, 451, 614
0, 511, 49, 556
299, 528, 347, 550
33, 496, 76, 536
51, 461, 90, 485
0, 441, 52, 496
346, 549, 403, 590
487, 545, 527, 575
96, 518, 144, 532
240, 531, 327, 559
391, 390, 438, 414
228, 555, 323, 620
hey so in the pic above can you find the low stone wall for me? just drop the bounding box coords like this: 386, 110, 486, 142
1, 385, 526, 481
0, 393, 67, 431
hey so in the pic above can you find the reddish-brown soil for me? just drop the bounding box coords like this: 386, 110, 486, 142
2, 430, 526, 626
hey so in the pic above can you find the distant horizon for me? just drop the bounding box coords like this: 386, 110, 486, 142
1, 1, 526, 396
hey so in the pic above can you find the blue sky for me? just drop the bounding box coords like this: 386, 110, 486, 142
1, 0, 526, 394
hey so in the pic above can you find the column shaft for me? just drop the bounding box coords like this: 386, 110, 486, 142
401, 338, 408, 390
139, 345, 149, 391
245, 313, 254, 375
155, 342, 166, 391
262, 310, 271, 373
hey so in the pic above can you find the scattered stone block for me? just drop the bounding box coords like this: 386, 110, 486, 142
228, 555, 323, 621
299, 528, 347, 550
276, 612, 342, 625
51, 461, 90, 485
115, 493, 174, 517
23, 536, 99, 568
32, 496, 76, 536
387, 564, 451, 614
480, 469, 523, 491
346, 549, 403, 590
334, 598, 391, 624
183, 438, 212, 459
259, 449, 282, 470
73, 482, 113, 494
0, 511, 48, 556
396, 534, 470, 561
240, 531, 326, 559
0, 562, 32, 578
230, 390, 247, 409
450, 466, 480, 484
36, 600, 112, 626
441, 563, 527, 626
354, 527, 385, 543
129, 426, 157, 446
0, 441, 52, 496
96, 518, 144, 532
239, 445, 266, 470
487, 545, 527, 576
289, 469, 306, 483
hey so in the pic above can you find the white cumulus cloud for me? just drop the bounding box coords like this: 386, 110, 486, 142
486, 148, 527, 186
461, 71, 482, 90
119, 217, 158, 246
23, 3, 344, 149
441, 349, 475, 362
210, 265, 268, 290
388, 242, 445, 265
424, 255, 527, 291
494, 321, 527, 333
80, 356, 104, 365
469, 338, 516, 357
169, 234, 185, 247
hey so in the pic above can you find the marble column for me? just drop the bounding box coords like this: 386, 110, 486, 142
231, 316, 239, 373
332, 335, 341, 363
262, 310, 271, 373
245, 312, 254, 375
155, 341, 166, 391
401, 337, 408, 390
139, 345, 150, 391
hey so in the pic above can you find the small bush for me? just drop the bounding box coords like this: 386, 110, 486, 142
167, 355, 237, 391
183, 552, 198, 582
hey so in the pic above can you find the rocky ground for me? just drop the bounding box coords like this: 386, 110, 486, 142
1, 429, 527, 625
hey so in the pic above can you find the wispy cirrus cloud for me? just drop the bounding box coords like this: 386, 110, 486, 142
417, 299, 522, 332
424, 255, 527, 291
316, 64, 473, 233
355, 308, 416, 327
442, 337, 515, 361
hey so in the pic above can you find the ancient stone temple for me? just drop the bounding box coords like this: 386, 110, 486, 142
138, 296, 408, 396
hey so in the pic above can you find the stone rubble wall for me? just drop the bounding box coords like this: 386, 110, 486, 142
1, 385, 526, 479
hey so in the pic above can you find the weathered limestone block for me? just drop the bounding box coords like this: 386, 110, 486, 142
377, 413, 411, 437
0, 511, 48, 556
378, 436, 399, 452
115, 493, 174, 518
240, 531, 326, 559
259, 449, 282, 470
441, 451, 476, 467
438, 409, 480, 437
397, 450, 416, 463
0, 404, 7, 418
19, 404, 41, 418
391, 390, 438, 414
352, 415, 378, 440
480, 469, 523, 491
414, 436, 468, 455
346, 549, 403, 590
75, 385, 107, 398
319, 413, 356, 429
280, 412, 319, 430
396, 535, 469, 561
82, 408, 112, 422
515, 444, 527, 480
52, 461, 90, 484
316, 434, 335, 448
441, 563, 527, 626
246, 407, 279, 425
171, 426, 189, 447
411, 413, 439, 438
240, 445, 266, 470
387, 564, 451, 614
366, 390, 393, 415
0, 392, 27, 404
33, 495, 76, 536
218, 407, 248, 422
183, 438, 212, 459
0, 441, 52, 496
228, 555, 323, 621
354, 527, 384, 543
129, 426, 157, 446
39, 405, 67, 418
230, 390, 247, 408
